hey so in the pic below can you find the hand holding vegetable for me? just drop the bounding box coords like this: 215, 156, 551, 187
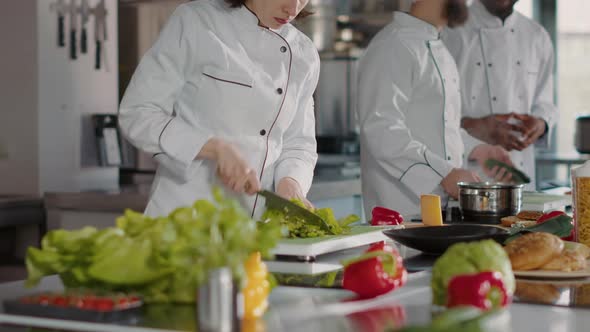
342, 241, 407, 299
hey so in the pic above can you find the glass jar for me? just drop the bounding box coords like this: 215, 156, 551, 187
572, 161, 590, 246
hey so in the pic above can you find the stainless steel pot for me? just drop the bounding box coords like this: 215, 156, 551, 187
458, 182, 524, 222
295, 0, 337, 52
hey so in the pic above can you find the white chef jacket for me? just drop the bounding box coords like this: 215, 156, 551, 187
442, 0, 557, 190
119, 0, 319, 218
358, 12, 465, 217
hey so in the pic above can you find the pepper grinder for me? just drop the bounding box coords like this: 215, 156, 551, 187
198, 267, 243, 332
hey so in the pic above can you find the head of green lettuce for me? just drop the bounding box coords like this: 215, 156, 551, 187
431, 240, 515, 306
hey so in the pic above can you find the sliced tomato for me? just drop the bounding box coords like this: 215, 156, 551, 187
94, 298, 115, 311
38, 294, 51, 306
117, 297, 130, 309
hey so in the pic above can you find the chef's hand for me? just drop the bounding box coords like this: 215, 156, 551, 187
469, 144, 514, 183
461, 114, 527, 151
276, 177, 314, 209
441, 168, 481, 199
198, 138, 260, 195
512, 114, 547, 148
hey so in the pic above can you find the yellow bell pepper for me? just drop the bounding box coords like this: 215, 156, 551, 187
241, 318, 266, 332
243, 252, 270, 319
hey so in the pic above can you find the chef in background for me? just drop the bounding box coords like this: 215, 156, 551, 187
358, 0, 514, 217
119, 0, 319, 218
443, 0, 557, 190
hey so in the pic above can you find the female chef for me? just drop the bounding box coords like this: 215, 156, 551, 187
118, 0, 319, 217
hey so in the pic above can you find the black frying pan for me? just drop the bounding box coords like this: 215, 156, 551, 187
383, 224, 510, 255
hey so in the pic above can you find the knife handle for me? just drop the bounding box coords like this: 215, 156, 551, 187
81, 28, 87, 54
58, 16, 65, 47
95, 41, 101, 70
70, 30, 77, 60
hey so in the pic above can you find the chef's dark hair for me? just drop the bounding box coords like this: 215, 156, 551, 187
225, 0, 312, 19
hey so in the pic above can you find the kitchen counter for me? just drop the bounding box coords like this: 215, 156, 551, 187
44, 176, 361, 214
1, 268, 589, 331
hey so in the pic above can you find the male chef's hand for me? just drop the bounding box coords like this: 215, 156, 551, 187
441, 168, 481, 199
512, 114, 547, 148
276, 177, 314, 209
461, 114, 527, 151
469, 144, 514, 183
199, 138, 260, 195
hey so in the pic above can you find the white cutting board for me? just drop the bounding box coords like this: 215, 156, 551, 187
270, 225, 398, 257
521, 192, 572, 211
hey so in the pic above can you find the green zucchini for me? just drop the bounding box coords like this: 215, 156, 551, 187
484, 159, 531, 184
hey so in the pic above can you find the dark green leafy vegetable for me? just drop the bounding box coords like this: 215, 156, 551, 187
504, 214, 574, 243
260, 199, 360, 238
484, 159, 531, 184
272, 271, 341, 288
25, 188, 283, 303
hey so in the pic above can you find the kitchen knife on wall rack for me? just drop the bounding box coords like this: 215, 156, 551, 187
69, 0, 78, 59
93, 0, 108, 70
79, 0, 91, 54
50, 0, 67, 47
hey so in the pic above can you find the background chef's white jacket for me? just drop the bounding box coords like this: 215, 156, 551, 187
119, 0, 319, 218
358, 12, 466, 217
443, 0, 557, 190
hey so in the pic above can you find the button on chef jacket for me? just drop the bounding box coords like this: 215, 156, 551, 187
119, 0, 320, 218
358, 12, 466, 217
442, 0, 557, 190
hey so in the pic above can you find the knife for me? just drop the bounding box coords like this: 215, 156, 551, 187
69, 0, 78, 60
258, 190, 333, 233
79, 0, 90, 54
93, 0, 107, 70
50, 0, 67, 47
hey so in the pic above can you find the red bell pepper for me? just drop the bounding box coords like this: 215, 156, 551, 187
342, 241, 407, 299
372, 207, 404, 226
536, 211, 574, 241
447, 271, 510, 310
347, 305, 406, 332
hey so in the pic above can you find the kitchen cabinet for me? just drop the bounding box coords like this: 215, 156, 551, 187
0, 196, 45, 261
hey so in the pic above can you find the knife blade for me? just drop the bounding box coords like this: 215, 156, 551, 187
258, 190, 332, 232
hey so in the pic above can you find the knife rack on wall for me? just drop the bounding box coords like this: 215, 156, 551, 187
49, 0, 108, 70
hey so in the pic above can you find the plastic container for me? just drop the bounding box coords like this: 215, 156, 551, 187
572, 161, 590, 246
